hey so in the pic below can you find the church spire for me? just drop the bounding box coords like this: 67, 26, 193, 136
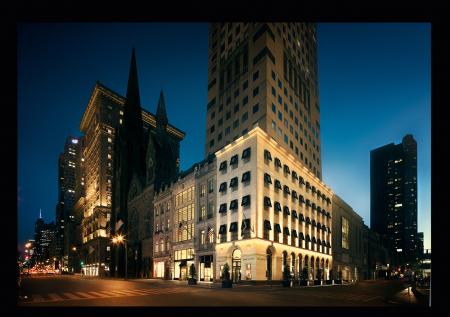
156, 89, 168, 128
124, 47, 142, 119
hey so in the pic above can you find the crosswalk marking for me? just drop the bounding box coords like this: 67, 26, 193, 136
26, 287, 189, 303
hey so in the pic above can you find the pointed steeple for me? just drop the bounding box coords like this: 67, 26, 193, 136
156, 89, 168, 128
124, 47, 142, 119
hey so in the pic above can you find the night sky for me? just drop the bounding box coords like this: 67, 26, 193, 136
18, 23, 431, 251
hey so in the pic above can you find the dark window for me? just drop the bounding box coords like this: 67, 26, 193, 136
230, 199, 238, 211
211, 111, 215, 119
243, 80, 248, 90
292, 171, 298, 180
226, 111, 231, 120
274, 224, 282, 233
292, 229, 298, 238
292, 210, 298, 219
253, 87, 259, 97
230, 177, 238, 189
209, 139, 214, 147
264, 196, 272, 208
272, 70, 276, 80
241, 171, 251, 183
242, 112, 248, 122
218, 118, 223, 126
299, 176, 305, 185
283, 164, 290, 174
242, 147, 251, 159
299, 213, 305, 222
253, 71, 259, 81
210, 125, 215, 133
274, 158, 282, 168
283, 206, 290, 216
299, 195, 305, 204
219, 182, 227, 192
283, 185, 290, 195
241, 219, 251, 238
241, 195, 251, 206
252, 46, 276, 65
234, 89, 240, 98
283, 227, 290, 236
292, 190, 298, 200
252, 103, 259, 113
264, 220, 272, 230
243, 96, 248, 105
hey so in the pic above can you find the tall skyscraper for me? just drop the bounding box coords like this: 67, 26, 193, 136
55, 136, 81, 267
34, 212, 56, 264
370, 134, 418, 266
205, 23, 322, 179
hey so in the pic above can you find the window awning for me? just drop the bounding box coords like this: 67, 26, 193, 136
219, 203, 227, 213
326, 212, 331, 218
264, 220, 272, 230
283, 206, 290, 216
292, 229, 298, 238
299, 214, 305, 222
264, 196, 272, 208
274, 201, 282, 212
306, 181, 311, 189
317, 190, 321, 197
317, 206, 321, 213
326, 197, 331, 204
327, 241, 331, 248
312, 220, 316, 227
299, 232, 305, 240
283, 185, 290, 195
242, 147, 251, 160
312, 203, 316, 210
241, 219, 251, 231
264, 173, 272, 184
312, 186, 316, 193
230, 154, 239, 165
312, 237, 316, 244
299, 195, 305, 203
292, 210, 298, 219
322, 240, 327, 247
292, 171, 298, 180
275, 180, 282, 190
292, 190, 298, 199
230, 199, 238, 210
299, 176, 305, 185
306, 199, 311, 207
264, 149, 272, 161
283, 227, 290, 235
322, 224, 327, 231
219, 182, 227, 192
306, 217, 311, 224
219, 161, 227, 171
229, 222, 238, 232
275, 158, 282, 168
230, 177, 238, 188
317, 222, 321, 229
241, 195, 251, 206
274, 223, 281, 233
241, 171, 251, 182
305, 234, 311, 242
283, 164, 290, 174
219, 224, 227, 234
317, 238, 321, 245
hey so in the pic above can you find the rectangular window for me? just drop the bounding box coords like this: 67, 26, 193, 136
272, 87, 276, 97
342, 216, 349, 249
253, 87, 259, 97
253, 70, 259, 81
243, 80, 248, 90
278, 111, 282, 121
252, 104, 259, 114
233, 119, 239, 129
272, 103, 276, 114
272, 70, 276, 80
243, 96, 248, 105
242, 112, 248, 122
271, 120, 276, 130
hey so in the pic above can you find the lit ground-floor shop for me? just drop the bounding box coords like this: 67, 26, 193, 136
215, 238, 332, 282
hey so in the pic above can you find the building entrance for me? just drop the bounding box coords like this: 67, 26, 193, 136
232, 249, 241, 283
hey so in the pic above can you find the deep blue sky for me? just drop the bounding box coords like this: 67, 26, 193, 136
18, 23, 431, 251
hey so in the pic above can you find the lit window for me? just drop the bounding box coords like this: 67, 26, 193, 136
108, 138, 112, 143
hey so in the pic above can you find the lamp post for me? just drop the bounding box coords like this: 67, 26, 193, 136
112, 234, 127, 280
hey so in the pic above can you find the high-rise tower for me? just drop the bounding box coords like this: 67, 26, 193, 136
370, 134, 418, 266
205, 23, 322, 179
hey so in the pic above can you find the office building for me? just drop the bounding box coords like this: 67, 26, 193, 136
205, 23, 322, 180
34, 212, 56, 265
370, 134, 418, 267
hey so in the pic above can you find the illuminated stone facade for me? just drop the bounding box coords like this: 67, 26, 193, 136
205, 23, 322, 180
214, 126, 332, 282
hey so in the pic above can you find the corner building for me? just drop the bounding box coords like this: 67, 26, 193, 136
205, 23, 322, 180
215, 126, 332, 282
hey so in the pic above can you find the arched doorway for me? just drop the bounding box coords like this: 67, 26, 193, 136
282, 251, 288, 273
232, 249, 241, 283
303, 255, 309, 280
310, 256, 315, 280
266, 248, 273, 280
320, 258, 325, 281
291, 252, 296, 279
298, 254, 303, 279
315, 257, 320, 281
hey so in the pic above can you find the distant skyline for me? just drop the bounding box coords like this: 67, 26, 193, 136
18, 23, 431, 251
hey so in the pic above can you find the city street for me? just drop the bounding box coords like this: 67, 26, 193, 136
17, 275, 429, 307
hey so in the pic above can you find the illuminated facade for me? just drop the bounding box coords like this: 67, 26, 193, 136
214, 126, 332, 282
205, 23, 322, 180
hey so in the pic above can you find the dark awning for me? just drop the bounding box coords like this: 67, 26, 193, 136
299, 176, 305, 185
274, 223, 281, 233
264, 149, 273, 161
317, 206, 321, 213
312, 203, 316, 210
299, 195, 305, 203
292, 229, 298, 238
305, 234, 311, 242
264, 220, 272, 230
312, 220, 316, 227
317, 222, 322, 230
264, 173, 272, 184
230, 154, 239, 165
306, 199, 311, 207
283, 164, 290, 174
327, 241, 331, 248
292, 171, 298, 180
299, 232, 305, 240
326, 212, 331, 218
326, 197, 331, 204
317, 190, 321, 197
219, 182, 227, 192
229, 222, 238, 232
230, 199, 238, 210
241, 171, 251, 183
274, 201, 282, 212
292, 210, 298, 219
306, 217, 311, 224
275, 180, 282, 190
312, 237, 316, 244
179, 260, 187, 267
275, 157, 282, 168
292, 190, 298, 199
283, 227, 290, 235
317, 238, 322, 245
299, 214, 305, 222
219, 161, 227, 171
242, 147, 251, 160
283, 206, 290, 216
241, 195, 251, 206
322, 240, 327, 247
219, 224, 227, 234
306, 181, 311, 189
322, 224, 327, 231
312, 186, 316, 193
230, 177, 238, 188
283, 185, 290, 195
264, 196, 272, 208
219, 203, 227, 213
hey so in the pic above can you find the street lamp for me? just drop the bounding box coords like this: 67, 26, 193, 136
112, 234, 127, 280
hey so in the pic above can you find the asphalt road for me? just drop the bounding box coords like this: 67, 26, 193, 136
17, 275, 429, 307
